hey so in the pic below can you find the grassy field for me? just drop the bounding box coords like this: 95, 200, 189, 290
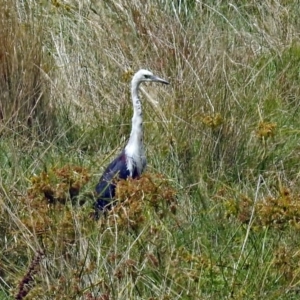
1, 0, 300, 299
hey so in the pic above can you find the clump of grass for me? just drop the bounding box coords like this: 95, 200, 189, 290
100, 172, 177, 231
202, 112, 224, 130
13, 165, 93, 264
256, 121, 277, 140
223, 184, 300, 230
257, 186, 300, 229
0, 1, 56, 139
28, 165, 91, 205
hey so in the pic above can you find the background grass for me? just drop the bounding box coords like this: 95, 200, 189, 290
2, 0, 300, 299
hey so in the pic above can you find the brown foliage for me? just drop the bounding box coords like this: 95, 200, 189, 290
20, 165, 91, 250
221, 185, 300, 230
28, 165, 90, 205
99, 173, 177, 231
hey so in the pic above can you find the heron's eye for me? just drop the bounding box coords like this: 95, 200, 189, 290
144, 75, 151, 79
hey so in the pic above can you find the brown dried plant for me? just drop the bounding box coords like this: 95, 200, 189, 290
222, 185, 300, 230
28, 165, 90, 205
202, 113, 224, 130
18, 165, 91, 252
256, 121, 277, 140
257, 186, 300, 229
99, 173, 177, 231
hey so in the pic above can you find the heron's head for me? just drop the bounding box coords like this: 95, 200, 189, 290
132, 69, 169, 86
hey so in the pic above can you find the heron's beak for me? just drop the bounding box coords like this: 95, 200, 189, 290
151, 75, 170, 85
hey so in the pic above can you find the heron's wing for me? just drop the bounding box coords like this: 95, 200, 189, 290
97, 151, 130, 187
95, 151, 130, 210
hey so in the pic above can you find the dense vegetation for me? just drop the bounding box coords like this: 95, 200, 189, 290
1, 0, 300, 299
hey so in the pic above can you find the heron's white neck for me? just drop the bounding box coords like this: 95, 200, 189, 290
124, 81, 146, 175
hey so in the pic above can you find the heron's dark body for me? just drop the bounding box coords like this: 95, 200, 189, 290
94, 150, 140, 214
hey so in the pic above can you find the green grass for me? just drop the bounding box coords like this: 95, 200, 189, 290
2, 0, 300, 299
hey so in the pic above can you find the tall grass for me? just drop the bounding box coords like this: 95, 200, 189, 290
0, 1, 57, 140
1, 0, 300, 299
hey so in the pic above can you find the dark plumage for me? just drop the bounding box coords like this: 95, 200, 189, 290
95, 151, 131, 210
94, 150, 144, 216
